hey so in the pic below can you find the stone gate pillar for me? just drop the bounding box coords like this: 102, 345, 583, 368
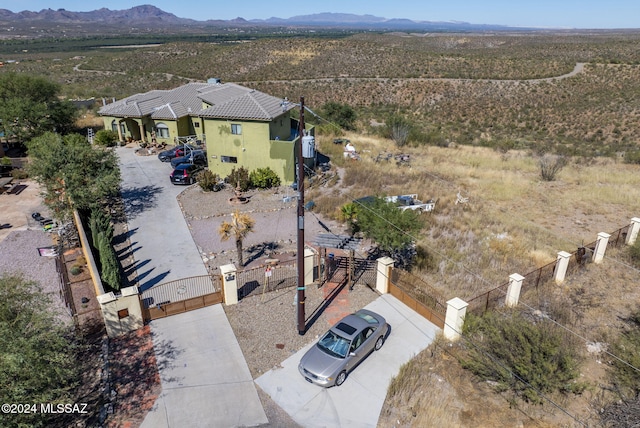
626, 217, 640, 246
554, 251, 572, 284
592, 232, 611, 264
220, 264, 238, 305
505, 273, 524, 307
444, 297, 468, 341
376, 257, 394, 294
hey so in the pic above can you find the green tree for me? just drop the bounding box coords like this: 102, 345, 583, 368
26, 132, 120, 220
89, 208, 121, 291
218, 210, 255, 267
353, 197, 423, 256
0, 73, 76, 142
0, 275, 79, 428
93, 129, 119, 147
321, 101, 357, 131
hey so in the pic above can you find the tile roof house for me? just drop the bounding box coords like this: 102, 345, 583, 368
99, 82, 313, 184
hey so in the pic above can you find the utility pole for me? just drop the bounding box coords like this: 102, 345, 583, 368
296, 96, 306, 335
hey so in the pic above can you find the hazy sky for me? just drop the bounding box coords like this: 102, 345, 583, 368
9, 1, 640, 29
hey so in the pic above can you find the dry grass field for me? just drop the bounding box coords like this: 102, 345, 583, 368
4, 30, 640, 426
310, 133, 640, 426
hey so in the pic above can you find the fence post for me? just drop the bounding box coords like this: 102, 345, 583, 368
376, 257, 394, 294
444, 297, 468, 341
626, 217, 640, 246
505, 273, 524, 307
304, 248, 315, 286
220, 264, 238, 305
592, 232, 611, 264
554, 251, 572, 284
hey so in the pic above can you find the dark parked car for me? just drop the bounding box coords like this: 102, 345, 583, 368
158, 144, 196, 162
170, 150, 207, 168
298, 309, 389, 387
169, 163, 204, 185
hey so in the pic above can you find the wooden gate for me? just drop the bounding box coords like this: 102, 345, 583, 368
140, 275, 223, 322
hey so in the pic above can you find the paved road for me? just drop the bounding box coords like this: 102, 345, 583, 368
256, 293, 441, 428
117, 147, 208, 290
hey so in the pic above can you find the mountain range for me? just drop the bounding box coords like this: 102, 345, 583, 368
0, 5, 525, 32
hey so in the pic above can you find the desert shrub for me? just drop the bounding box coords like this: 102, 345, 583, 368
624, 150, 640, 165
607, 308, 640, 397
69, 265, 82, 275
93, 129, 118, 147
385, 114, 412, 147
11, 169, 28, 179
249, 167, 281, 189
539, 154, 567, 181
226, 166, 250, 192
0, 157, 11, 167
460, 309, 585, 404
630, 239, 640, 268
196, 170, 221, 192
599, 308, 640, 426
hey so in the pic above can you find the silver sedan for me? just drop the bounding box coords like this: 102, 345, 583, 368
298, 309, 389, 387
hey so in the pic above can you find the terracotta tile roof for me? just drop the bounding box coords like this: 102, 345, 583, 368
98, 82, 295, 121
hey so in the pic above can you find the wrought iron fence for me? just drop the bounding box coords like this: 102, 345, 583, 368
56, 250, 77, 317
467, 224, 631, 315
236, 260, 298, 299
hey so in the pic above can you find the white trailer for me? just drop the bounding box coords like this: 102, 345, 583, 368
384, 194, 436, 213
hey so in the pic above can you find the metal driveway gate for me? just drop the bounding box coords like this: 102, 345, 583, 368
140, 275, 222, 321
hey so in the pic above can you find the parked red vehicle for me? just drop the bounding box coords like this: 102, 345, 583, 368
158, 144, 196, 162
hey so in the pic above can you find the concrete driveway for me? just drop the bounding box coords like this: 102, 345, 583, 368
255, 293, 441, 428
141, 305, 268, 428
117, 146, 208, 290
117, 146, 267, 427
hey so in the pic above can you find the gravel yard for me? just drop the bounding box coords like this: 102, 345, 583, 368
178, 183, 382, 427
177, 183, 380, 376
178, 184, 350, 271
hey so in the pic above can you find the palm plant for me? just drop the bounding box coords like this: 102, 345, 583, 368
218, 210, 255, 267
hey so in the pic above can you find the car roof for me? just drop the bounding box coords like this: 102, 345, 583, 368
174, 163, 200, 170
330, 309, 382, 340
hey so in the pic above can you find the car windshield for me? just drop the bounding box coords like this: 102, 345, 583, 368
317, 330, 351, 358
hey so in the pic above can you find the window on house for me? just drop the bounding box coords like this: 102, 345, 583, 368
111, 120, 118, 133
155, 123, 169, 138
221, 156, 238, 163
231, 124, 242, 135
194, 122, 200, 128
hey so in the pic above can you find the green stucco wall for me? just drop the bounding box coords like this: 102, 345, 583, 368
203, 119, 296, 184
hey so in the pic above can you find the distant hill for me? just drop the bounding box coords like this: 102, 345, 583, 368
0, 5, 527, 32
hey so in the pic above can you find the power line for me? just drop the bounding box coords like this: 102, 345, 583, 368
303, 109, 640, 382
